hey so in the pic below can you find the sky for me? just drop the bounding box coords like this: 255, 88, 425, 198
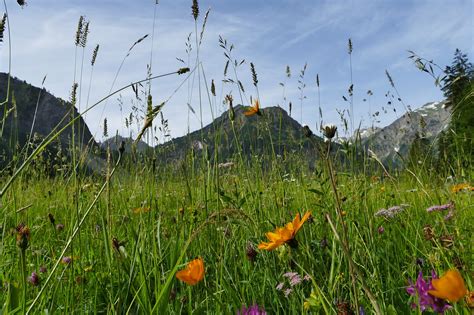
1, 0, 472, 144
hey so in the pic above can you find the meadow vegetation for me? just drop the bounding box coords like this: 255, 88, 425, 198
0, 1, 473, 314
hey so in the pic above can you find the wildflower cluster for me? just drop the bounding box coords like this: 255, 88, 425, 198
374, 204, 408, 219
276, 271, 311, 297
237, 304, 267, 315
407, 269, 468, 313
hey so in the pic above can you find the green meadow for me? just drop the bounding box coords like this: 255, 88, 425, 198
0, 1, 473, 314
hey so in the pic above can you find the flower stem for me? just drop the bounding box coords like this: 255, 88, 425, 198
20, 248, 26, 314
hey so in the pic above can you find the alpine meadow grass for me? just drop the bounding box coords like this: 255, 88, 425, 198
0, 1, 473, 314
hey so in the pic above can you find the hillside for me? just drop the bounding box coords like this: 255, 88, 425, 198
0, 73, 95, 166
361, 101, 450, 163
101, 135, 151, 153
157, 105, 325, 163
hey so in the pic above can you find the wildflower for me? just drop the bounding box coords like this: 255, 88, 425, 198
56, 223, 64, 231
226, 94, 235, 121
406, 270, 451, 313
443, 210, 454, 221
439, 235, 454, 248
258, 211, 311, 250
451, 183, 473, 193
321, 124, 337, 139
465, 291, 474, 308
284, 288, 293, 297
426, 201, 454, 213
336, 301, 352, 314
374, 204, 408, 219
377, 226, 385, 234
359, 306, 366, 315
276, 283, 284, 291
245, 243, 258, 262
176, 257, 204, 285
237, 304, 267, 315
428, 269, 467, 302
244, 98, 262, 117
132, 207, 151, 214
16, 223, 30, 250
283, 272, 303, 287
423, 225, 435, 241
61, 256, 72, 265
28, 272, 39, 286
304, 290, 322, 311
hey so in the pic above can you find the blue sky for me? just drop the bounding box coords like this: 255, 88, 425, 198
1, 0, 472, 143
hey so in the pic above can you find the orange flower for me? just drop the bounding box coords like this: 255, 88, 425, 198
428, 269, 467, 302
258, 211, 311, 251
244, 99, 262, 116
176, 257, 205, 285
451, 183, 473, 193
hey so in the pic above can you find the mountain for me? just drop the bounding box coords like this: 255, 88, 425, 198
101, 135, 151, 153
0, 73, 95, 167
360, 101, 450, 163
156, 105, 326, 163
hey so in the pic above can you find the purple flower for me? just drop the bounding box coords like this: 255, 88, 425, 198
426, 201, 454, 213
284, 288, 293, 297
276, 283, 284, 291
237, 304, 267, 315
406, 271, 452, 313
28, 272, 39, 286
283, 272, 298, 279
283, 272, 303, 287
61, 256, 72, 265
443, 210, 454, 221
377, 226, 385, 234
375, 204, 408, 219
359, 306, 365, 315
289, 275, 302, 286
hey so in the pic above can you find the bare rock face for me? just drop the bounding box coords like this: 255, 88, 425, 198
0, 72, 96, 162
362, 101, 450, 162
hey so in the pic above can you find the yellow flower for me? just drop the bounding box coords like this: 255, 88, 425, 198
258, 211, 311, 251
244, 99, 262, 117
428, 269, 467, 302
132, 206, 151, 214
176, 257, 205, 286
451, 183, 473, 193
